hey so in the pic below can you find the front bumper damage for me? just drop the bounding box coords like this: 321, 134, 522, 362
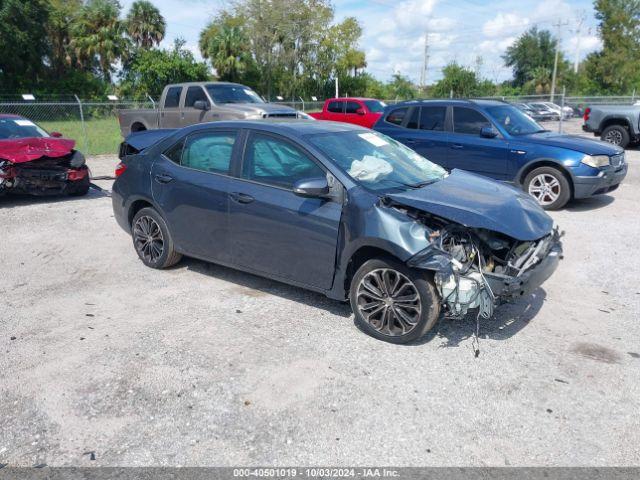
0, 152, 88, 196
408, 226, 563, 319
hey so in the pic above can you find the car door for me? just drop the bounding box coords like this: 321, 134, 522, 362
344, 100, 367, 127
151, 129, 239, 262
447, 106, 509, 180
159, 86, 183, 128
326, 100, 345, 122
227, 131, 342, 290
180, 86, 209, 127
376, 106, 450, 169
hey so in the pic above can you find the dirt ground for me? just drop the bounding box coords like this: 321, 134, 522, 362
1, 118, 639, 466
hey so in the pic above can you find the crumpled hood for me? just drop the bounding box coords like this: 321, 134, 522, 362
0, 137, 75, 163
385, 169, 553, 241
520, 131, 623, 155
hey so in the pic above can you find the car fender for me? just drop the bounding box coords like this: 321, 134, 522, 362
515, 157, 576, 187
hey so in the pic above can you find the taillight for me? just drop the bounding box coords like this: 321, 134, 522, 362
115, 162, 127, 177
583, 107, 591, 122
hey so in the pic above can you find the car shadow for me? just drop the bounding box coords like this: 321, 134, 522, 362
182, 256, 548, 344
410, 288, 547, 348
0, 184, 109, 209
565, 194, 615, 212
182, 257, 353, 318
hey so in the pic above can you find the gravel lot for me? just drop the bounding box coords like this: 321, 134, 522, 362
2, 119, 639, 466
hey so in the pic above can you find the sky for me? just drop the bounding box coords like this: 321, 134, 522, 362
120, 0, 602, 85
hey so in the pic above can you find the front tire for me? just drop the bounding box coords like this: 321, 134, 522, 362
601, 125, 629, 148
524, 166, 571, 210
350, 257, 441, 344
131, 207, 182, 269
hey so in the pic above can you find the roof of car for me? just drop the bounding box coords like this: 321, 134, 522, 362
185, 119, 367, 137
391, 98, 507, 107
328, 97, 380, 102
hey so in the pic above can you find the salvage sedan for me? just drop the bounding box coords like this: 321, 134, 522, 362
0, 115, 89, 197
112, 120, 562, 344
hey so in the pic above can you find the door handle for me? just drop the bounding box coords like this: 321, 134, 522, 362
154, 174, 174, 184
229, 192, 255, 204
451, 144, 464, 149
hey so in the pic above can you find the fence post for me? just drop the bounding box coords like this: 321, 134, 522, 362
147, 94, 156, 109
559, 86, 566, 134
74, 95, 89, 155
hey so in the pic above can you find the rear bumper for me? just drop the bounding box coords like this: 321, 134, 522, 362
8, 165, 89, 196
582, 124, 597, 134
573, 163, 628, 198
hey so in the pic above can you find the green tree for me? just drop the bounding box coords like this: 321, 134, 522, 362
583, 0, 640, 94
46, 0, 83, 78
503, 27, 563, 87
0, 0, 50, 90
126, 0, 166, 49
119, 39, 210, 100
200, 23, 252, 83
430, 63, 494, 98
71, 0, 128, 83
386, 73, 418, 100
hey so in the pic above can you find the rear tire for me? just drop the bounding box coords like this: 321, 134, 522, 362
131, 207, 182, 269
350, 257, 440, 344
601, 125, 630, 148
524, 166, 571, 210
67, 174, 90, 197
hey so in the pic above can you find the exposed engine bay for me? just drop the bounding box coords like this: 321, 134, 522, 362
0, 150, 89, 196
388, 200, 563, 320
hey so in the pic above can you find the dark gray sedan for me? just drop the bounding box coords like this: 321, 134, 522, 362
112, 120, 561, 344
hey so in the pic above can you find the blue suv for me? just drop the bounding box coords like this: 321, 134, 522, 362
374, 99, 628, 210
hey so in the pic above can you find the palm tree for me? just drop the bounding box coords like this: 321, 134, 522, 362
71, 0, 128, 83
204, 25, 250, 82
126, 0, 166, 49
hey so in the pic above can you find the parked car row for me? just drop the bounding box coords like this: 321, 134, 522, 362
513, 102, 573, 121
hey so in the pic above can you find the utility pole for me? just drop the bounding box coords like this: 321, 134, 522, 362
335, 77, 339, 98
572, 11, 587, 73
550, 19, 569, 103
419, 26, 429, 90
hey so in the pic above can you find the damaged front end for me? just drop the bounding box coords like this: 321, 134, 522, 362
0, 150, 88, 196
389, 201, 563, 320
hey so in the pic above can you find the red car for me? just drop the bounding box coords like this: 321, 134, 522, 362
309, 98, 387, 128
0, 115, 89, 197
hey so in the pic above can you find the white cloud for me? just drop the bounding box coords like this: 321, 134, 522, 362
482, 13, 530, 38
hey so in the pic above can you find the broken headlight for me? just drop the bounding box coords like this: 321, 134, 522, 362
581, 154, 610, 168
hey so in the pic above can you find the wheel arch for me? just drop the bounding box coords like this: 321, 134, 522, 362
127, 196, 159, 227
131, 121, 148, 133
516, 159, 575, 198
600, 116, 631, 132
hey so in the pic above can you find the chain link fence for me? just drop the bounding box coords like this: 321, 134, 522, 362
0, 96, 153, 156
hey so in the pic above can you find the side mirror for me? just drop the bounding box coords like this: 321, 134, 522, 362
193, 100, 210, 111
50, 131, 63, 138
356, 108, 365, 116
293, 177, 330, 198
480, 126, 498, 138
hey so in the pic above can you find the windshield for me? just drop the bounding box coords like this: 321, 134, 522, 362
0, 118, 49, 140
363, 100, 387, 113
205, 84, 265, 104
307, 130, 446, 192
486, 105, 545, 136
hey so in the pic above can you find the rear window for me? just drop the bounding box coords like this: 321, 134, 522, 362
164, 87, 182, 108
386, 108, 408, 126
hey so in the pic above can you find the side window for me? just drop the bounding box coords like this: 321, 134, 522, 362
420, 106, 446, 131
163, 139, 184, 164
406, 107, 420, 129
345, 101, 361, 114
164, 87, 182, 108
242, 133, 325, 189
453, 107, 491, 135
386, 107, 408, 126
327, 101, 344, 113
181, 131, 236, 174
185, 86, 207, 107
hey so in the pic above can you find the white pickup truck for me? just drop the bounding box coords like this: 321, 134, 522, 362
118, 82, 300, 136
